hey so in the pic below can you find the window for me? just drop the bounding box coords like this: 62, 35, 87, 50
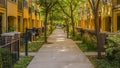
117, 0, 120, 5
103, 0, 111, 4
11, 0, 16, 2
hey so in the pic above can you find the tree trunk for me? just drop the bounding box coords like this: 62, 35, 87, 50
44, 9, 48, 43
70, 4, 75, 37
66, 20, 69, 38
50, 12, 53, 34
94, 11, 102, 59
71, 15, 75, 36
50, 22, 52, 34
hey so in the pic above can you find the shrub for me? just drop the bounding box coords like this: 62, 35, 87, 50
72, 33, 81, 41
0, 48, 11, 68
8, 26, 15, 32
76, 35, 97, 52
82, 36, 97, 51
88, 56, 119, 68
105, 34, 120, 61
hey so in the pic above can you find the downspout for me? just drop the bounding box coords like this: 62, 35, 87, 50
111, 0, 114, 32
6, 0, 8, 32
22, 0, 24, 33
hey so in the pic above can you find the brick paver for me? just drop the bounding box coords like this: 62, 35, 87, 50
27, 29, 94, 68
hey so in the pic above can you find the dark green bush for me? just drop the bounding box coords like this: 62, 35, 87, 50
81, 37, 97, 51
85, 39, 97, 51
78, 36, 97, 52
72, 33, 81, 41
72, 30, 97, 52
88, 56, 119, 68
105, 34, 120, 61
0, 48, 11, 68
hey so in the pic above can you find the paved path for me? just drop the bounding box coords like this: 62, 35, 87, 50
27, 29, 94, 68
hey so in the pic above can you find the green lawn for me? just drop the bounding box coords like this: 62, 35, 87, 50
20, 35, 44, 52
13, 56, 33, 68
88, 56, 119, 68
20, 41, 43, 52
35, 36, 44, 41
76, 43, 97, 52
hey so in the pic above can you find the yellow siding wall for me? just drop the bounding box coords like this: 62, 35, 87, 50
32, 12, 35, 20
23, 8, 29, 18
7, 2, 17, 17
0, 7, 6, 33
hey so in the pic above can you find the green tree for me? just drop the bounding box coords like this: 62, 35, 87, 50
88, 0, 101, 58
58, 0, 80, 37
48, 6, 65, 33
39, 0, 58, 43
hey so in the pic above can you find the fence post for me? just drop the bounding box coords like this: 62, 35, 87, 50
13, 32, 21, 60
17, 39, 20, 60
25, 28, 28, 56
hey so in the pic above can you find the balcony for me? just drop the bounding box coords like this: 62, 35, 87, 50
18, 0, 23, 12
0, 0, 5, 8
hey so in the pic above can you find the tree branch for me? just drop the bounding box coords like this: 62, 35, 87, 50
58, 2, 71, 18
49, 1, 58, 10
88, 0, 94, 11
96, 0, 100, 11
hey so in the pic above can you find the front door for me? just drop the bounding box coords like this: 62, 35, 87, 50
18, 16, 20, 32
117, 16, 120, 31
105, 17, 111, 32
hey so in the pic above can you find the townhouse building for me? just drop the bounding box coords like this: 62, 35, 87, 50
112, 0, 120, 32
0, 0, 42, 34
77, 0, 117, 33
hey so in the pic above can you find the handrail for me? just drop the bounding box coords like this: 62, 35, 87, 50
0, 39, 19, 48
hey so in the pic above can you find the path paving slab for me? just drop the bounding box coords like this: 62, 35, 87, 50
27, 29, 94, 68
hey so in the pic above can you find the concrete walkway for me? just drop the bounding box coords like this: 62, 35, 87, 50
27, 29, 94, 68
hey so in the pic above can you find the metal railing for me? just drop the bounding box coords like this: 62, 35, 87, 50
0, 39, 19, 67
0, 0, 5, 7
0, 36, 5, 46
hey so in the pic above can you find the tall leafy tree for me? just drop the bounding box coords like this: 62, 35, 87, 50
39, 0, 58, 43
48, 5, 65, 33
58, 0, 80, 37
88, 0, 101, 58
